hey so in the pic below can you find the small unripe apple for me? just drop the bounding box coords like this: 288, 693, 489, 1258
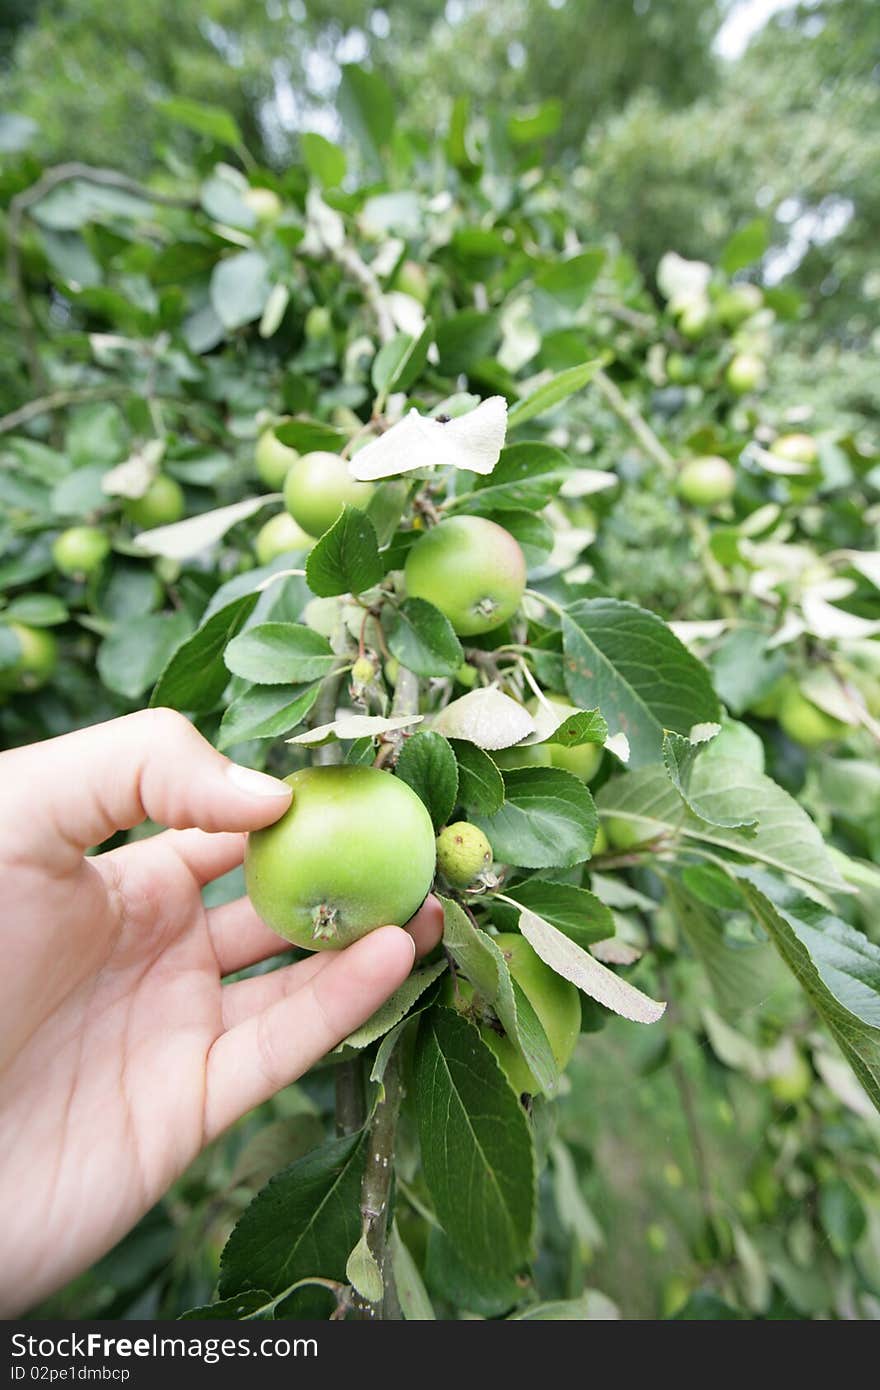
254, 512, 313, 564
351, 654, 378, 686
747, 677, 788, 719
243, 187, 282, 222
284, 451, 374, 537
676, 297, 712, 340
52, 525, 111, 578
677, 455, 736, 507
666, 352, 694, 384
778, 684, 847, 748
124, 475, 185, 529
256, 430, 299, 490
393, 260, 429, 305
715, 282, 763, 328
493, 743, 553, 770
436, 822, 493, 889
305, 305, 332, 340
605, 815, 655, 851
726, 352, 766, 394
0, 622, 58, 693
770, 433, 818, 467
769, 1052, 812, 1104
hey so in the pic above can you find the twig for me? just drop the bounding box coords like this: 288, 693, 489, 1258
593, 369, 736, 618
310, 669, 345, 768
355, 1054, 404, 1320
331, 242, 396, 347
593, 368, 675, 479
0, 384, 135, 436
335, 1058, 366, 1137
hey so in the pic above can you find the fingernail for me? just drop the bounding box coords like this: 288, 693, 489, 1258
227, 763, 292, 799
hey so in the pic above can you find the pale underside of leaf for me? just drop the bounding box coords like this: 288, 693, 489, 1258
518, 908, 665, 1024
349, 396, 508, 481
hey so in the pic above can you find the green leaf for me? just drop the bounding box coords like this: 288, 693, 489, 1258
390, 1225, 435, 1320
338, 65, 394, 173
507, 101, 562, 144
819, 1179, 866, 1256
218, 682, 320, 750
200, 171, 255, 229
597, 761, 847, 895
158, 98, 243, 149
511, 1291, 619, 1320
508, 360, 604, 430
720, 219, 769, 275
384, 598, 463, 678
231, 1115, 325, 1190
464, 442, 571, 512
336, 961, 446, 1053
487, 509, 555, 569
371, 322, 433, 398
151, 594, 258, 713
440, 896, 558, 1096
210, 251, 270, 330
300, 132, 347, 187
305, 506, 383, 597
450, 739, 505, 815
562, 599, 720, 767
395, 731, 459, 830
180, 1291, 276, 1320
517, 907, 666, 1024
275, 419, 348, 454
425, 1226, 519, 1317
346, 1233, 384, 1305
502, 881, 613, 948
2, 594, 68, 627
98, 612, 193, 700
224, 623, 335, 685
219, 1132, 366, 1299
739, 869, 880, 1112
472, 767, 596, 869
51, 465, 108, 517
663, 729, 755, 830
414, 1007, 536, 1276
533, 250, 605, 328
435, 311, 500, 374
667, 878, 793, 1024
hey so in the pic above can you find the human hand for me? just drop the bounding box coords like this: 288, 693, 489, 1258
0, 710, 442, 1314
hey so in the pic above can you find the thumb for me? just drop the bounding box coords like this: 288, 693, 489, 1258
0, 708, 292, 868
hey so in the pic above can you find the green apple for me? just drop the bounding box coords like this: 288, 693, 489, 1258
283, 451, 374, 537
404, 516, 526, 637
123, 475, 185, 529
254, 511, 313, 564
245, 766, 436, 950
52, 525, 110, 579
443, 932, 581, 1097
677, 455, 736, 507
0, 622, 58, 692
256, 430, 299, 490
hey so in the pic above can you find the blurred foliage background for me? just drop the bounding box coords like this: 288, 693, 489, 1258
2, 0, 879, 1321
2, 0, 878, 344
